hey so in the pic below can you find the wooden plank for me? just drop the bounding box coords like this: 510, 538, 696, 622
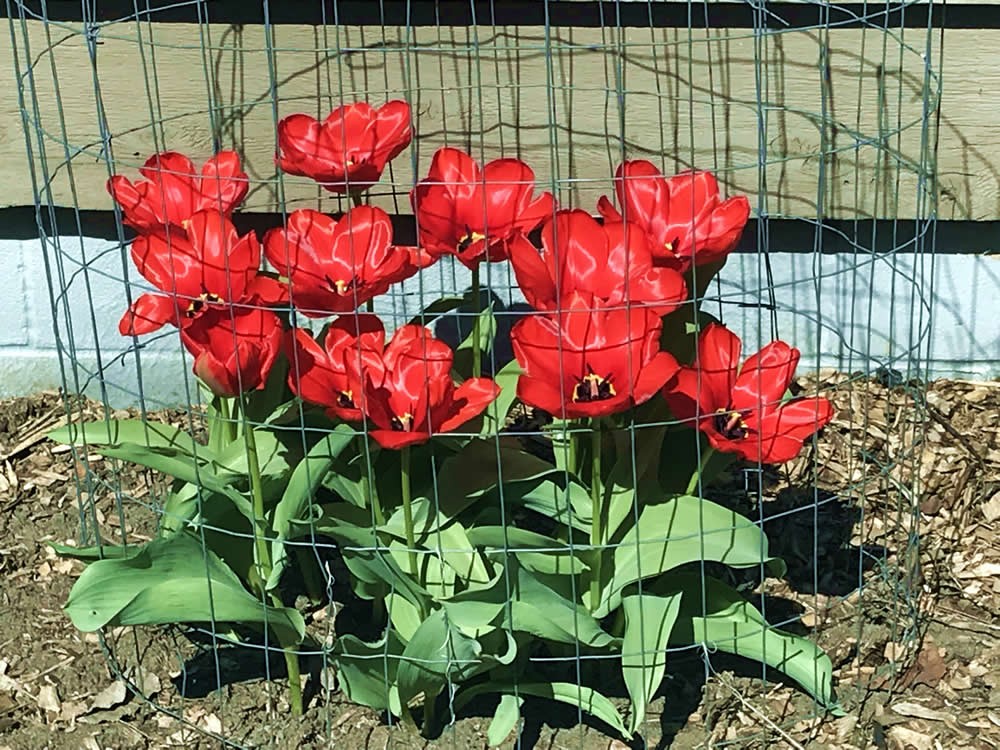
0, 19, 971, 221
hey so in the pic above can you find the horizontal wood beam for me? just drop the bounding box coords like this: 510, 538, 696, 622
1, 19, 959, 220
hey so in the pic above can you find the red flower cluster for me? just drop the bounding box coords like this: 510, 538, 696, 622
112, 102, 424, 401
109, 153, 285, 397
112, 98, 827, 462
285, 316, 498, 448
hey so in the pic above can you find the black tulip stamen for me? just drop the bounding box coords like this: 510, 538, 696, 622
572, 366, 616, 403
457, 224, 486, 253
185, 289, 223, 318
713, 408, 749, 440
390, 412, 414, 432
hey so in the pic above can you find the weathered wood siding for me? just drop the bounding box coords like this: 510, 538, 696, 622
1, 19, 962, 219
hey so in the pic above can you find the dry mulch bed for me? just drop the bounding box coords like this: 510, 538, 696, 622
0, 374, 998, 749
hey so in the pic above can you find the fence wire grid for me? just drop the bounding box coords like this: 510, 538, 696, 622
7, 0, 940, 748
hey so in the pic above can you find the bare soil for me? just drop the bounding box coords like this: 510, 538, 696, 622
1, 375, 998, 749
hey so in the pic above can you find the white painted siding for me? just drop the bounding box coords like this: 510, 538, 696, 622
3, 235, 996, 408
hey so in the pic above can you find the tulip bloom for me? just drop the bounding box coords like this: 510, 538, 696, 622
508, 209, 687, 315
344, 324, 500, 449
663, 323, 834, 463
263, 206, 426, 317
180, 306, 283, 398
283, 315, 386, 423
511, 292, 679, 419
107, 151, 248, 233
119, 211, 281, 336
597, 161, 750, 271
410, 147, 555, 268
276, 100, 411, 194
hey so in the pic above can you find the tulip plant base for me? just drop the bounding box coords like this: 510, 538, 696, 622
2, 377, 1000, 750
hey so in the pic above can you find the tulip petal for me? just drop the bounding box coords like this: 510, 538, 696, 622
752, 397, 834, 463
130, 233, 202, 299
631, 350, 680, 406
595, 195, 623, 223
732, 340, 799, 414
199, 150, 249, 214
437, 377, 500, 433
616, 160, 669, 239
138, 152, 198, 224
508, 232, 558, 311
371, 99, 413, 168
277, 114, 331, 177
695, 323, 742, 414
118, 293, 179, 335
185, 211, 246, 299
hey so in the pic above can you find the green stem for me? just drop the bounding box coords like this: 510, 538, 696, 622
219, 396, 236, 445
589, 420, 604, 610
359, 435, 384, 526
685, 446, 716, 496
565, 425, 577, 477
470, 266, 482, 378
243, 399, 303, 717
400, 446, 420, 584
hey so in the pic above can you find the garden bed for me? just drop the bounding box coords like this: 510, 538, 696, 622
0, 375, 998, 749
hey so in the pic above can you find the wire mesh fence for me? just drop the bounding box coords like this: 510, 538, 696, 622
7, 0, 939, 747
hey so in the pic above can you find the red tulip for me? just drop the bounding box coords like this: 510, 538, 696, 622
597, 161, 750, 272
508, 209, 687, 315
263, 206, 426, 318
662, 323, 834, 464
343, 324, 500, 449
511, 292, 679, 419
410, 147, 555, 268
276, 100, 411, 194
119, 211, 282, 336
180, 306, 283, 398
283, 315, 386, 423
107, 151, 248, 233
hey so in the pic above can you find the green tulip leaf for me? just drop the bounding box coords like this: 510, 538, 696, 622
667, 574, 838, 711
468, 525, 589, 576
49, 541, 132, 561
455, 681, 629, 741
380, 502, 492, 588
332, 631, 406, 713
488, 694, 523, 747
440, 571, 509, 637
64, 532, 304, 645
594, 495, 784, 617
266, 425, 357, 591
48, 419, 252, 519
621, 591, 682, 733
480, 358, 523, 434
511, 563, 614, 649
396, 609, 513, 711
307, 504, 430, 611
455, 304, 497, 354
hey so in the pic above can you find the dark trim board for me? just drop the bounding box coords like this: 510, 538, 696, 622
0, 205, 977, 255
0, 1, 975, 31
